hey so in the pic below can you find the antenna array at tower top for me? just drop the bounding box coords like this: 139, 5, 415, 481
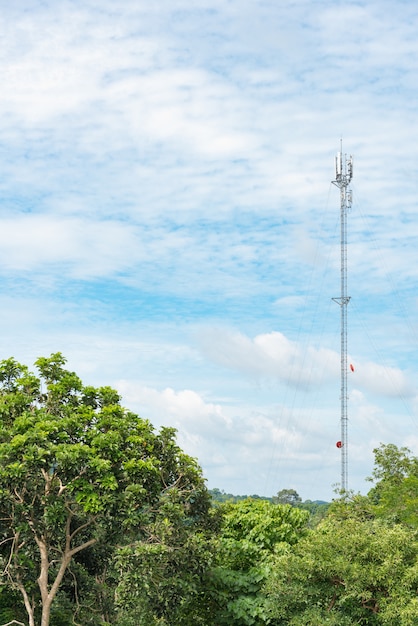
335, 151, 353, 182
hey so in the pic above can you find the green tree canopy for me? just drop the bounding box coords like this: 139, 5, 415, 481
266, 515, 418, 625
0, 354, 210, 626
367, 443, 418, 527
210, 499, 309, 625
272, 489, 302, 507
115, 487, 219, 626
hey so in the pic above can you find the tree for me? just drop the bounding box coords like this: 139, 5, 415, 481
367, 443, 418, 527
210, 499, 309, 625
0, 354, 210, 626
272, 489, 301, 507
115, 487, 219, 626
265, 515, 418, 625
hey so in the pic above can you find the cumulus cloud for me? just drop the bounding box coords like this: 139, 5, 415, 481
118, 382, 232, 435
115, 378, 336, 497
198, 328, 416, 400
352, 361, 415, 398
0, 216, 143, 276
199, 328, 340, 386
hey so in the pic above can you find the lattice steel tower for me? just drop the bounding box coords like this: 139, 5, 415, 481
332, 146, 353, 492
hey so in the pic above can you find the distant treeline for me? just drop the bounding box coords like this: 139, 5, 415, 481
209, 487, 272, 503
209, 487, 330, 523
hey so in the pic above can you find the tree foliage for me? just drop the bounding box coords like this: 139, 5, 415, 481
115, 487, 217, 626
264, 446, 418, 625
209, 499, 309, 625
266, 515, 418, 625
272, 489, 301, 507
367, 443, 418, 527
0, 354, 210, 626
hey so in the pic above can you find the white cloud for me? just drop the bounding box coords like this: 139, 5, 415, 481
199, 328, 340, 386
114, 378, 335, 497
351, 361, 415, 398
0, 215, 141, 276
118, 382, 232, 433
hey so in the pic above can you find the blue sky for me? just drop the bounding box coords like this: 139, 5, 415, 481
1, 0, 418, 500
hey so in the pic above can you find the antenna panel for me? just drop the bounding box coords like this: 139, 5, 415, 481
336, 152, 342, 177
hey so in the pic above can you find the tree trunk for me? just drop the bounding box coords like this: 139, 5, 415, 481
36, 538, 51, 626
40, 600, 52, 626
18, 582, 35, 626
23, 601, 36, 626
35, 529, 97, 626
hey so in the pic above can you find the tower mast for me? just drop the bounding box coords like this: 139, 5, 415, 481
332, 144, 353, 492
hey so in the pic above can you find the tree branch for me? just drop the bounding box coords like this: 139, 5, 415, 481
69, 516, 96, 544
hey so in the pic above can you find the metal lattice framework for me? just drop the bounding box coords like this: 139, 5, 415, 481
332, 146, 353, 492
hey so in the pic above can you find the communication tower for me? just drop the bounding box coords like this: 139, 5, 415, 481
332, 145, 353, 492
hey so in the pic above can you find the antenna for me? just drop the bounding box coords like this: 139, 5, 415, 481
332, 146, 353, 492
